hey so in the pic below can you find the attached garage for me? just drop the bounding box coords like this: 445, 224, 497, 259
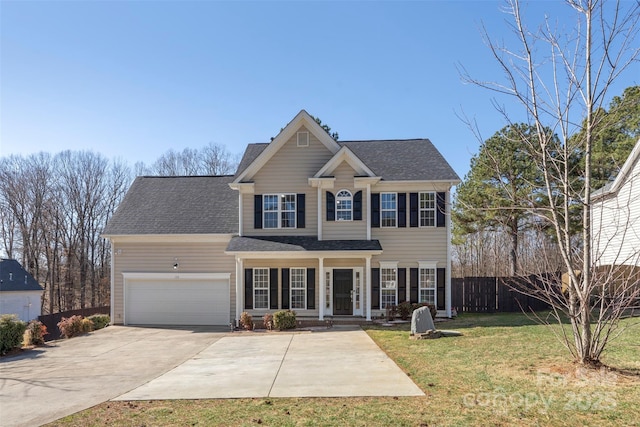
123, 273, 231, 326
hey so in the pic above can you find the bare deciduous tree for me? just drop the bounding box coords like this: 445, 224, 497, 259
461, 0, 640, 365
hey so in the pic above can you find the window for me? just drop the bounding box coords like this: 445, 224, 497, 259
253, 268, 269, 309
380, 267, 397, 308
419, 267, 436, 305
420, 192, 436, 227
290, 268, 306, 309
381, 192, 397, 227
263, 194, 296, 228
297, 131, 309, 147
336, 190, 352, 221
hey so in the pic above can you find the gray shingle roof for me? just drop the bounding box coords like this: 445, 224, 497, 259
103, 176, 238, 235
234, 139, 460, 182
0, 259, 44, 292
226, 236, 382, 252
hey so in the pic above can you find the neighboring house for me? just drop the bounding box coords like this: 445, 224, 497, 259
103, 110, 460, 326
0, 259, 44, 322
592, 137, 640, 277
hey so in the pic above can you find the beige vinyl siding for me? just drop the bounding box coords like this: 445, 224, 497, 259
242, 258, 320, 317
112, 240, 235, 325
593, 162, 640, 267
371, 228, 449, 267
244, 126, 333, 236
323, 161, 368, 240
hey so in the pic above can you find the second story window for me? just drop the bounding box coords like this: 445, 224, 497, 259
264, 194, 296, 229
420, 192, 436, 227
336, 190, 352, 221
381, 192, 397, 227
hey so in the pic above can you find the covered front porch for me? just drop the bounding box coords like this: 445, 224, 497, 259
225, 236, 383, 325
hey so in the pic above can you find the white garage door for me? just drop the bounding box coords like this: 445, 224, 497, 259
125, 278, 230, 326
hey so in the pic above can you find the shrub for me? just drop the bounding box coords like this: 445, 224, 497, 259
88, 314, 110, 330
397, 301, 412, 320
0, 314, 27, 355
273, 310, 296, 330
23, 320, 48, 346
262, 313, 273, 331
240, 311, 254, 331
385, 305, 397, 321
57, 315, 91, 338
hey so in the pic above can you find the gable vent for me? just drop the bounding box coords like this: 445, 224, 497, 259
297, 131, 309, 147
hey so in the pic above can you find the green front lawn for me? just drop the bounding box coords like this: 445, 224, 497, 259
48, 313, 639, 427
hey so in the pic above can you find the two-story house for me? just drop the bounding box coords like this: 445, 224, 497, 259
103, 111, 460, 326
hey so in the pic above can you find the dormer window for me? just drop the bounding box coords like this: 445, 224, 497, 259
297, 131, 309, 147
336, 190, 352, 221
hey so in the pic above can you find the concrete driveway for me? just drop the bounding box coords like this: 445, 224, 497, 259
0, 326, 226, 427
0, 325, 423, 427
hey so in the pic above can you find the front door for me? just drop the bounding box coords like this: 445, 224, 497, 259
333, 269, 353, 315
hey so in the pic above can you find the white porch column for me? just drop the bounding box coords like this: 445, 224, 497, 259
317, 186, 323, 241
365, 255, 372, 321
238, 193, 243, 236
235, 256, 243, 327
318, 257, 324, 320
366, 183, 371, 240
445, 190, 452, 318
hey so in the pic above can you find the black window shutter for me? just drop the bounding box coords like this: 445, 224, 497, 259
398, 268, 406, 302
371, 193, 380, 228
398, 193, 407, 228
281, 268, 290, 310
371, 268, 380, 309
297, 194, 305, 228
326, 191, 335, 221
437, 268, 446, 311
410, 268, 418, 303
254, 195, 263, 229
244, 269, 253, 309
437, 192, 446, 228
410, 192, 418, 227
270, 268, 278, 310
353, 190, 363, 221
306, 268, 315, 309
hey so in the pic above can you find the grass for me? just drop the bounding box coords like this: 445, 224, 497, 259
47, 312, 640, 427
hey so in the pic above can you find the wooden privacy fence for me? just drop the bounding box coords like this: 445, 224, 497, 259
451, 276, 552, 313
38, 306, 110, 341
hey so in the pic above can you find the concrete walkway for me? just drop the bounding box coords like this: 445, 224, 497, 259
115, 326, 424, 400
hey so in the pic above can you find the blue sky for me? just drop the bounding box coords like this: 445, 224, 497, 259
1, 0, 638, 179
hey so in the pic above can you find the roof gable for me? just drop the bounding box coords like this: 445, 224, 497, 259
314, 146, 376, 178
233, 110, 340, 183
0, 259, 44, 292
593, 137, 640, 201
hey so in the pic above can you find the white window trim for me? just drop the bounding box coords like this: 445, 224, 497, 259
418, 261, 437, 306
253, 267, 270, 310
336, 189, 353, 221
419, 191, 437, 228
297, 131, 309, 147
379, 261, 398, 309
290, 267, 307, 310
263, 193, 297, 229
380, 192, 398, 228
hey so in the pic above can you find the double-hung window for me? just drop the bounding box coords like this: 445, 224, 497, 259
380, 264, 397, 308
418, 262, 437, 305
336, 190, 352, 221
419, 192, 436, 227
290, 267, 306, 309
381, 192, 397, 227
253, 268, 270, 309
263, 194, 296, 229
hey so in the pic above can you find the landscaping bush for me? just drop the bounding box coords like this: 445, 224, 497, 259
262, 313, 273, 330
0, 314, 27, 355
57, 315, 92, 338
397, 301, 412, 320
240, 311, 254, 330
273, 310, 296, 330
88, 314, 110, 330
23, 320, 48, 346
